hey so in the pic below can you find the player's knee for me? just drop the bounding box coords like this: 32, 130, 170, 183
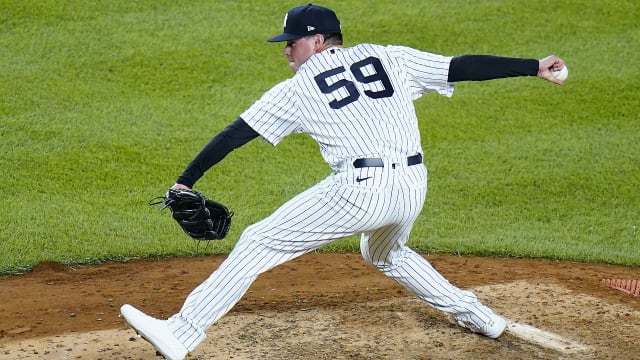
359, 246, 374, 264
360, 245, 408, 271
360, 249, 389, 269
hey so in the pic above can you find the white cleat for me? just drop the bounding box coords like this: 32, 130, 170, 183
447, 312, 507, 339
120, 304, 189, 360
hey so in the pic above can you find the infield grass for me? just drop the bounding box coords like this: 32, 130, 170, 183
1, 0, 638, 274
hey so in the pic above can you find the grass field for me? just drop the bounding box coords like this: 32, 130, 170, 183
1, 1, 638, 275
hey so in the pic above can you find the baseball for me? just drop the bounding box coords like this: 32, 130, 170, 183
551, 65, 568, 81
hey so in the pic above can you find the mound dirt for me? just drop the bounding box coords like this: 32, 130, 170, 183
1, 254, 638, 359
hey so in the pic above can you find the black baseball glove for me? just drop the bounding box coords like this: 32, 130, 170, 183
152, 189, 233, 240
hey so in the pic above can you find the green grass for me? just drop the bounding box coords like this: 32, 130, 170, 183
1, 0, 638, 274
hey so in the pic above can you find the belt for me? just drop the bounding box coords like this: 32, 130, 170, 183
353, 154, 422, 168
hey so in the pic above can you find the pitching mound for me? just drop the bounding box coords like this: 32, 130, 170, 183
1, 254, 638, 359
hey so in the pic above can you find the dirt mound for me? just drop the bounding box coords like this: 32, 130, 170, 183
1, 254, 638, 359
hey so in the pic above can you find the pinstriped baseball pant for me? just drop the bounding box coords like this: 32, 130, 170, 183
167, 162, 497, 350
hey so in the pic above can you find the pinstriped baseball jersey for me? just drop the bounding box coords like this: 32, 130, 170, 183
240, 44, 454, 169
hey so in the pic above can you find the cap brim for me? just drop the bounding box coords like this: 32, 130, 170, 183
267, 32, 304, 42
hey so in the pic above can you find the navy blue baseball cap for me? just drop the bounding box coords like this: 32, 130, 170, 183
267, 4, 341, 42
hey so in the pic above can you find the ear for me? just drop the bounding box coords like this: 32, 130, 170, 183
313, 34, 325, 51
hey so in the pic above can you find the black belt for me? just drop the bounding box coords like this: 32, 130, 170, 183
353, 154, 422, 168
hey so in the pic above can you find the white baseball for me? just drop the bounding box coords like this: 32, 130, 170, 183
551, 65, 568, 81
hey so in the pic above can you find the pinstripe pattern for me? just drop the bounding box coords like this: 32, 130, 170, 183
240, 44, 453, 169
166, 44, 501, 351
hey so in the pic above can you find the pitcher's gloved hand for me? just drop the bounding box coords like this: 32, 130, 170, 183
153, 189, 233, 240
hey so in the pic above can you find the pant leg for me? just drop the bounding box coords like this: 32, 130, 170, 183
362, 242, 498, 326
360, 166, 497, 328
167, 235, 310, 350
167, 173, 386, 350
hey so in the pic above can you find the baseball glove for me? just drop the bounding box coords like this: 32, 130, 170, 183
151, 189, 233, 241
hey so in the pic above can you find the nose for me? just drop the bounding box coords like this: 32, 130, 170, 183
283, 45, 291, 56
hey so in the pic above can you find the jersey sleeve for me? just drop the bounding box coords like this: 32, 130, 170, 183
387, 45, 454, 100
239, 79, 302, 146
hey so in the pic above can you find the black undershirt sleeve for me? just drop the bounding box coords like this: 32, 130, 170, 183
448, 55, 539, 82
176, 117, 260, 188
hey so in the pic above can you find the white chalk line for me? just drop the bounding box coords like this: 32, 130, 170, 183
505, 319, 591, 354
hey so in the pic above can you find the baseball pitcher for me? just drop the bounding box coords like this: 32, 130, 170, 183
121, 4, 567, 359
